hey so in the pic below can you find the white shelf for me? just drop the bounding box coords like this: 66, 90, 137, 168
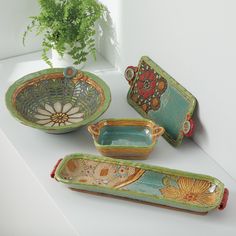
0, 130, 78, 236
0, 52, 235, 236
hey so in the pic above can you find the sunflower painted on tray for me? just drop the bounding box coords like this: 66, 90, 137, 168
130, 62, 167, 113
35, 102, 84, 127
160, 177, 218, 206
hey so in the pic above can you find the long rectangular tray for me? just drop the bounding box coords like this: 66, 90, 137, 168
125, 56, 197, 146
51, 153, 228, 214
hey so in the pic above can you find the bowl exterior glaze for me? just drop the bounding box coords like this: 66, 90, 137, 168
5, 68, 111, 134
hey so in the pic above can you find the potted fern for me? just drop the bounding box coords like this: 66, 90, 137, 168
23, 0, 105, 67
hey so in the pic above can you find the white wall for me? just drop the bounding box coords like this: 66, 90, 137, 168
0, 0, 41, 59
0, 0, 117, 62
96, 0, 121, 68
100, 0, 236, 179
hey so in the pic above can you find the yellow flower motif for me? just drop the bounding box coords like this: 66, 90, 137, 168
160, 177, 217, 206
35, 102, 84, 127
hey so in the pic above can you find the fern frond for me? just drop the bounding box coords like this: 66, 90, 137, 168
23, 0, 105, 65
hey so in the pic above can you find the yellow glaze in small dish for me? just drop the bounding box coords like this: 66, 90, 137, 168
88, 118, 164, 160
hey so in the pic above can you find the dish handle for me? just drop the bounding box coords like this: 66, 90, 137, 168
50, 159, 63, 179
88, 124, 100, 139
182, 113, 195, 137
153, 126, 165, 138
125, 66, 138, 86
218, 188, 229, 210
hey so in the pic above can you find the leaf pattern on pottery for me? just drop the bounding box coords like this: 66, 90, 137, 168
35, 102, 84, 127
160, 177, 218, 206
60, 159, 145, 188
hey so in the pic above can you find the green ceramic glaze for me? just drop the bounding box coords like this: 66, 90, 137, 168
54, 153, 226, 213
88, 118, 164, 159
123, 171, 165, 195
126, 56, 197, 146
148, 86, 190, 141
98, 125, 153, 147
5, 68, 111, 134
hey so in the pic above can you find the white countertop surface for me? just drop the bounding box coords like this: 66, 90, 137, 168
0, 52, 235, 236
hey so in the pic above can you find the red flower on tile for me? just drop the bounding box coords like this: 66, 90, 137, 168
137, 71, 157, 99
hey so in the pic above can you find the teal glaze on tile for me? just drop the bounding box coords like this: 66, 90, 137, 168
97, 126, 153, 147
126, 56, 197, 146
149, 86, 189, 140
122, 171, 165, 195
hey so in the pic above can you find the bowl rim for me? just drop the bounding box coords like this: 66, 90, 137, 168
5, 68, 111, 132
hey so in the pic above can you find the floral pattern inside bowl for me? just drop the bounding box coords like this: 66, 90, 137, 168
35, 102, 84, 127
6, 68, 111, 133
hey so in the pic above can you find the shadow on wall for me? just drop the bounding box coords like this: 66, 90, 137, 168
96, 7, 120, 69
193, 103, 209, 151
118, 0, 211, 150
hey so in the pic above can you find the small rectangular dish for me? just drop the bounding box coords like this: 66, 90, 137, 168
125, 56, 197, 146
51, 153, 229, 214
87, 118, 164, 159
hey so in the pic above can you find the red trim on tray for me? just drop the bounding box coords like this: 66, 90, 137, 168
50, 159, 63, 179
184, 119, 195, 137
218, 188, 229, 210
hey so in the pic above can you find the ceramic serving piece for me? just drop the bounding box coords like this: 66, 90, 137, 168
125, 56, 197, 146
87, 118, 165, 160
5, 67, 111, 134
51, 153, 229, 214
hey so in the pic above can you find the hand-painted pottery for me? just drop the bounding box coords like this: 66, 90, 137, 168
51, 153, 229, 214
87, 118, 164, 160
5, 67, 111, 134
125, 56, 197, 146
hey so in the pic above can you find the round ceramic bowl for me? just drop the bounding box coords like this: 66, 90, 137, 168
6, 67, 111, 134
